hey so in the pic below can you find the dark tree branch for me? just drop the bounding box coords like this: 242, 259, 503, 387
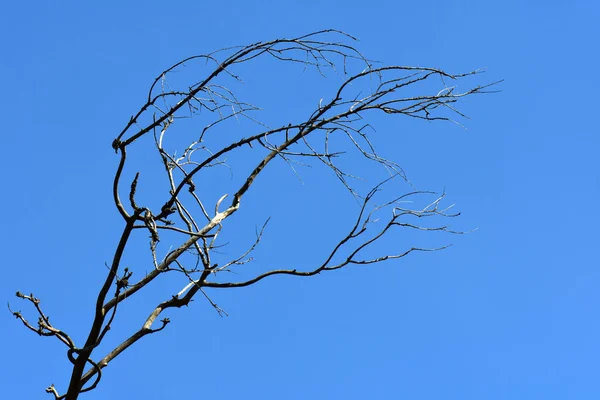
11, 30, 496, 399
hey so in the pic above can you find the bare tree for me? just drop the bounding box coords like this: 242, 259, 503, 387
10, 30, 497, 399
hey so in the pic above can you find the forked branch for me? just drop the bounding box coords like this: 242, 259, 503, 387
12, 30, 496, 399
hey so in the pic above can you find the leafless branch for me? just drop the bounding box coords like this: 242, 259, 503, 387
11, 30, 496, 399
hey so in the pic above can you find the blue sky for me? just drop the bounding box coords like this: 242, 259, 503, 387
1, 1, 598, 399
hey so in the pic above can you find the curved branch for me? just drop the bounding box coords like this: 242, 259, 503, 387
12, 30, 496, 399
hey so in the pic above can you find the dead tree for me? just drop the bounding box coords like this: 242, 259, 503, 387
9, 30, 497, 399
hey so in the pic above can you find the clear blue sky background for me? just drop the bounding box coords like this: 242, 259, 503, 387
1, 1, 598, 399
